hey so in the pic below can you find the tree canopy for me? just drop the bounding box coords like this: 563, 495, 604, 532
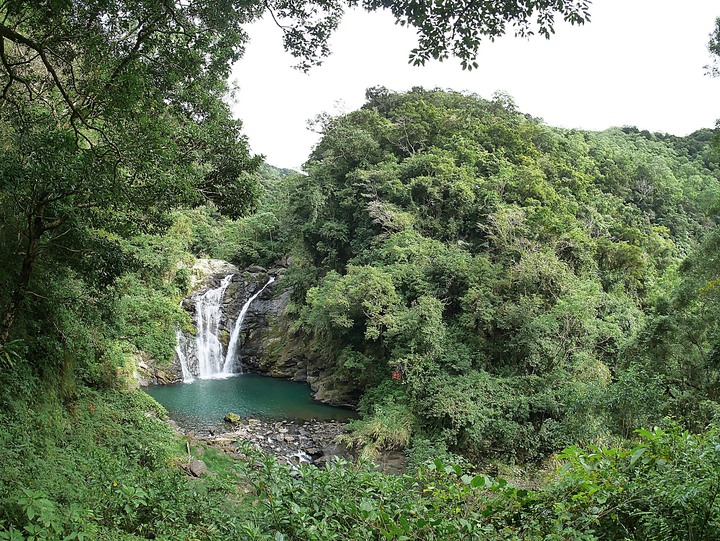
268, 87, 720, 461
4, 5, 720, 539
707, 16, 720, 76
0, 0, 263, 349
0, 0, 596, 351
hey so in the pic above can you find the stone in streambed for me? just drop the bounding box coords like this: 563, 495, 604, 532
224, 412, 242, 424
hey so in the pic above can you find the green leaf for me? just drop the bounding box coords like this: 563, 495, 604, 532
470, 475, 487, 488
629, 446, 647, 466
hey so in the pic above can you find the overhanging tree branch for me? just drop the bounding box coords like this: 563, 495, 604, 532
0, 25, 84, 118
0, 36, 30, 98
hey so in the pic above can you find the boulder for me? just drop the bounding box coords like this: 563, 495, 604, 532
189, 459, 207, 477
375, 451, 407, 475
189, 259, 240, 290
224, 412, 242, 424
133, 354, 183, 387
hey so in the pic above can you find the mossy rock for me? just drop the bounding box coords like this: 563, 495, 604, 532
224, 412, 242, 424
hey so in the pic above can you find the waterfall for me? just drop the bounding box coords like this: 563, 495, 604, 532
175, 273, 275, 381
223, 276, 276, 375
194, 274, 234, 379
175, 329, 194, 383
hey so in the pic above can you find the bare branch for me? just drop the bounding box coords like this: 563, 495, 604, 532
103, 15, 162, 92
0, 23, 119, 157
264, 1, 291, 31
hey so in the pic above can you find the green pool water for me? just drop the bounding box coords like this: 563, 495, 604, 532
144, 373, 357, 431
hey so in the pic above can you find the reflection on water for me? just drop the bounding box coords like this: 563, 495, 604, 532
144, 373, 356, 432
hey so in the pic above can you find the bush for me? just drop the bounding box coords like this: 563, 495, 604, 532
340, 400, 414, 458
550, 422, 720, 540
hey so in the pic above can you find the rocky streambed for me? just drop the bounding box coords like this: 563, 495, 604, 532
206, 417, 350, 466
173, 416, 406, 474
173, 416, 350, 466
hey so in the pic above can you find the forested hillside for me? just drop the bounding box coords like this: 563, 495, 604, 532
3, 83, 720, 539
2, 0, 720, 538
251, 88, 720, 462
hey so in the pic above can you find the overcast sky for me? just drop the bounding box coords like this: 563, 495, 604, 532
231, 1, 720, 170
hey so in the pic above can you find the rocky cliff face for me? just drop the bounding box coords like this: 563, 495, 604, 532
134, 351, 184, 386
237, 275, 360, 408
175, 260, 274, 376
146, 258, 359, 408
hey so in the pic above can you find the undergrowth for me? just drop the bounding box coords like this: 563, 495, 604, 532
1, 365, 718, 540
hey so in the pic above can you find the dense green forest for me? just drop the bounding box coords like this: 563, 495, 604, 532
2, 1, 720, 539
278, 88, 720, 463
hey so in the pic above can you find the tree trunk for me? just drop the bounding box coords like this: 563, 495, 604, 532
0, 203, 46, 348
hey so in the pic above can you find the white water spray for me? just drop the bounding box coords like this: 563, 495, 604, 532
223, 276, 275, 375
194, 274, 234, 379
175, 329, 194, 383
176, 274, 275, 381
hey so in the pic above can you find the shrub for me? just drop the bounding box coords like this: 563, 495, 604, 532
340, 401, 414, 458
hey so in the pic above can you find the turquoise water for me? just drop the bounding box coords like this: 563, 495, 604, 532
144, 373, 356, 431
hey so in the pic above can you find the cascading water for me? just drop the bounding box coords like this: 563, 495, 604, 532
222, 276, 276, 375
176, 274, 274, 382
195, 274, 234, 379
175, 329, 194, 383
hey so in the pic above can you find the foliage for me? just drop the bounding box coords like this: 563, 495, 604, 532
263, 0, 593, 70
707, 17, 720, 77
0, 0, 602, 359
14, 1, 720, 539
1, 8, 720, 534
0, 377, 252, 540
363, 0, 591, 69
173, 165, 300, 268
551, 423, 720, 540
3, 367, 719, 541
0, 0, 588, 354
0, 0, 264, 361
339, 399, 414, 458
282, 88, 720, 462
625, 226, 720, 431
230, 422, 720, 541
